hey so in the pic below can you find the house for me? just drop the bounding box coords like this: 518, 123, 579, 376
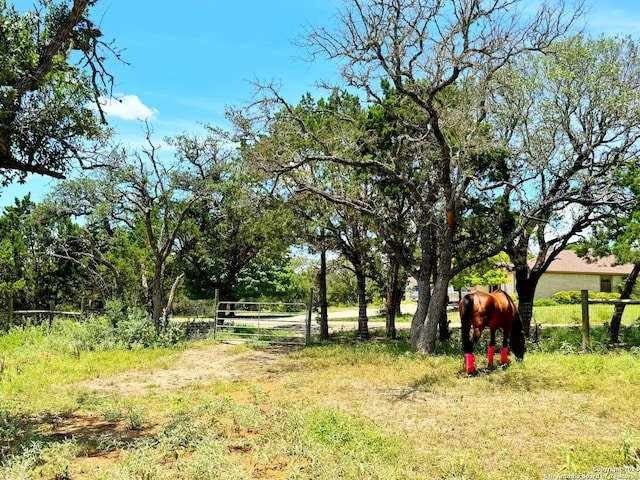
524, 250, 634, 300
404, 249, 635, 302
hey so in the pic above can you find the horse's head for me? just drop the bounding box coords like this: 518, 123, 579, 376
510, 322, 526, 360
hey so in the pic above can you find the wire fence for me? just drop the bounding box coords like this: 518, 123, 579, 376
532, 303, 640, 327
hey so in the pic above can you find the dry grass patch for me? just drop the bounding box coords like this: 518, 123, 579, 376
1, 333, 640, 478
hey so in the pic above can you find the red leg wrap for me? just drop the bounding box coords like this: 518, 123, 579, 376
487, 346, 495, 366
465, 353, 475, 374
501, 347, 508, 364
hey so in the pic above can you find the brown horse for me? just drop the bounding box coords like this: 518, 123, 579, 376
459, 289, 525, 375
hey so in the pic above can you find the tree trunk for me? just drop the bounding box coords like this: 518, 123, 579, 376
384, 257, 400, 340
162, 273, 185, 330
410, 274, 430, 343
513, 266, 543, 337
355, 267, 370, 340
318, 246, 329, 339
438, 294, 450, 342
609, 262, 640, 343
152, 263, 165, 332
412, 274, 450, 353
411, 213, 454, 353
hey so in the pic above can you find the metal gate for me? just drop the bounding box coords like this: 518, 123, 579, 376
213, 301, 311, 345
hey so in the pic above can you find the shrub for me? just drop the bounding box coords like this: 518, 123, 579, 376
552, 291, 584, 304
551, 290, 621, 305
590, 291, 621, 300
72, 316, 118, 351
534, 298, 559, 307
159, 321, 186, 346
112, 308, 186, 349
115, 308, 161, 350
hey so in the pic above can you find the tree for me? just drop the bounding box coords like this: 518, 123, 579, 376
451, 254, 510, 294
43, 177, 145, 313
178, 160, 299, 307
0, 195, 87, 322
576, 161, 640, 343
50, 125, 228, 330
490, 35, 640, 333
0, 196, 31, 316
325, 202, 379, 340
237, 0, 583, 353
0, 0, 121, 184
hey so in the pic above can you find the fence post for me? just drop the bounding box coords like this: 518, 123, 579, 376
306, 289, 313, 346
581, 289, 590, 352
213, 289, 219, 340
49, 299, 56, 328
7, 295, 13, 329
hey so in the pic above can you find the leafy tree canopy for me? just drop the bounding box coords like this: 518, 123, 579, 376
0, 0, 121, 185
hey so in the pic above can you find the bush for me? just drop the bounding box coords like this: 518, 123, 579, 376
551, 290, 622, 305
590, 291, 621, 300
534, 298, 559, 307
70, 316, 118, 352
115, 308, 159, 349
551, 291, 584, 304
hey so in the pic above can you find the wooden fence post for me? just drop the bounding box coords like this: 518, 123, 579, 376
213, 289, 219, 339
581, 289, 590, 352
49, 299, 56, 328
7, 295, 13, 330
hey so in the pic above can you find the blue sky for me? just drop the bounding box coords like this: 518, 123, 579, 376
2, 0, 640, 206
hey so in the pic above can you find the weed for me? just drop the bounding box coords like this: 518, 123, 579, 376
36, 439, 82, 480
92, 441, 169, 480
156, 411, 202, 450
438, 452, 487, 480
125, 404, 145, 431
621, 427, 640, 467
183, 436, 248, 480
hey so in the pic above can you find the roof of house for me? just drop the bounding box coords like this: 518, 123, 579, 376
542, 249, 634, 275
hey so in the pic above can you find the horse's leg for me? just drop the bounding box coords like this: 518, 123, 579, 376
465, 335, 477, 374
501, 331, 509, 365
465, 328, 482, 374
465, 352, 475, 374
488, 328, 496, 367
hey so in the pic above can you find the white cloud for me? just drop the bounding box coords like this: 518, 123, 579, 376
98, 94, 158, 121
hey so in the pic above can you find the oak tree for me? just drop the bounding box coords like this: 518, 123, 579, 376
0, 0, 121, 185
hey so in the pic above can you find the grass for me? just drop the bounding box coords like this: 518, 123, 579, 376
0, 326, 178, 413
0, 321, 640, 479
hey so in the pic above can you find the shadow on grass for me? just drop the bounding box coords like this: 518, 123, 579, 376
0, 408, 157, 464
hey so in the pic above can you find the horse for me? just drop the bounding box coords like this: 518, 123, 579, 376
459, 289, 526, 375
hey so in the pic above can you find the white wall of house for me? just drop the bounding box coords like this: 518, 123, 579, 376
534, 273, 627, 300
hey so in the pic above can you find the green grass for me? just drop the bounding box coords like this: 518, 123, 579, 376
0, 324, 179, 413
1, 321, 640, 478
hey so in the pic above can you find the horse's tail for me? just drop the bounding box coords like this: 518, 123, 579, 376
460, 294, 474, 353
509, 301, 526, 361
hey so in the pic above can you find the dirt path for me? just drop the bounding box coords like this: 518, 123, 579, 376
82, 343, 288, 396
